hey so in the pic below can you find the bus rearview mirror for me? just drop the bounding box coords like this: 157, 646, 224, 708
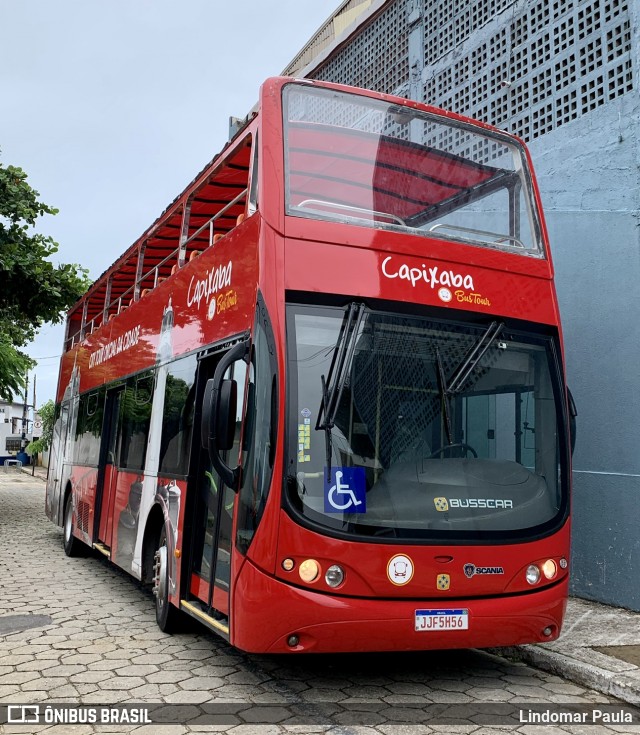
216, 379, 237, 451
201, 378, 237, 453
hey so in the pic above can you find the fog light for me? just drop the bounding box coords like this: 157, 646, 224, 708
542, 559, 557, 579
299, 559, 320, 583
325, 564, 345, 588
282, 558, 295, 572
559, 557, 568, 569
542, 626, 553, 637
526, 564, 541, 585
287, 634, 299, 647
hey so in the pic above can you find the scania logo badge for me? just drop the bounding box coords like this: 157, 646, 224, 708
463, 563, 505, 577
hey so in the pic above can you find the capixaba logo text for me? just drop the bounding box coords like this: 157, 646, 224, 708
187, 260, 233, 312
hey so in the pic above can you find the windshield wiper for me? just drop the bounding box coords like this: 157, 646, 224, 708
447, 321, 504, 394
316, 302, 365, 468
435, 321, 504, 448
434, 347, 453, 446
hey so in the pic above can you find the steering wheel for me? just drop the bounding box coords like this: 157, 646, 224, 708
427, 443, 478, 459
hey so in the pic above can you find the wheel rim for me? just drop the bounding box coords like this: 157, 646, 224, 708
153, 543, 168, 613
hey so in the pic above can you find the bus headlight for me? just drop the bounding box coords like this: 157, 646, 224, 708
542, 559, 557, 579
526, 564, 541, 585
299, 559, 320, 583
325, 565, 345, 588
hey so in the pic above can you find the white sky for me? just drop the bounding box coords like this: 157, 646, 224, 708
1, 0, 340, 408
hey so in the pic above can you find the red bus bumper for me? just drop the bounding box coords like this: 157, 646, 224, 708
233, 559, 568, 653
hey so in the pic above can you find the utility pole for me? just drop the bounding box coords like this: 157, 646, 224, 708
19, 371, 29, 466
32, 374, 37, 476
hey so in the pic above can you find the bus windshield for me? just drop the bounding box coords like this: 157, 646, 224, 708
283, 83, 544, 257
287, 303, 566, 541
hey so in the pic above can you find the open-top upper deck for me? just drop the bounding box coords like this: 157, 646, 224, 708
64, 115, 258, 351
63, 77, 554, 365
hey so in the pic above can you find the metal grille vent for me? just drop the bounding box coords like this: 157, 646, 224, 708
77, 500, 90, 533
310, 1, 409, 95
423, 0, 633, 141
300, 0, 634, 144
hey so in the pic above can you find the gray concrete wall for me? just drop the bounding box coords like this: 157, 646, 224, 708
529, 92, 640, 610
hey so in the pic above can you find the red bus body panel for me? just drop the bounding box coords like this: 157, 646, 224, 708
49, 77, 570, 654
56, 216, 259, 403
234, 556, 569, 653
284, 235, 557, 324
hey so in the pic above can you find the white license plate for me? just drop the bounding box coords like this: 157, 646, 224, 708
415, 608, 469, 632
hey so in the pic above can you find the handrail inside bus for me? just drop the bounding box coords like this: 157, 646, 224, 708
184, 189, 248, 249
297, 199, 407, 226
112, 244, 181, 315
429, 222, 525, 249
65, 188, 249, 350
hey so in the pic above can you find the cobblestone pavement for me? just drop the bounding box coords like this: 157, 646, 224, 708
0, 474, 638, 734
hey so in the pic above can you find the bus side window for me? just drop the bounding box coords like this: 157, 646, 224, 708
236, 305, 278, 555
159, 354, 198, 477
73, 389, 104, 466
119, 371, 154, 472
223, 358, 248, 466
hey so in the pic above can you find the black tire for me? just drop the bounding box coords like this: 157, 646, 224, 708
63, 493, 84, 557
154, 525, 184, 633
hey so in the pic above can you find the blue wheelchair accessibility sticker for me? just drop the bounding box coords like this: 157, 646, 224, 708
324, 467, 366, 513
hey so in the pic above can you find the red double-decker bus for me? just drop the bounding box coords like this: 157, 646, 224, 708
46, 77, 574, 653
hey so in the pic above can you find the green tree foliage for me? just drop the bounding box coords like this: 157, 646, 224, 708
0, 156, 90, 400
26, 399, 55, 455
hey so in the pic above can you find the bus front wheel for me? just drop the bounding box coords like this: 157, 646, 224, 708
63, 493, 84, 557
153, 525, 183, 633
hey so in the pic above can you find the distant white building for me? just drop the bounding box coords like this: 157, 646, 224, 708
0, 400, 37, 460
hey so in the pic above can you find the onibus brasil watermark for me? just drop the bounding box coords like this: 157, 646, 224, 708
2, 702, 638, 727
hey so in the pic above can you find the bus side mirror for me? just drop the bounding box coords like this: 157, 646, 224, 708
200, 339, 250, 488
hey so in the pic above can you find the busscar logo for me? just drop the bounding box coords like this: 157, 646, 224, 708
464, 563, 505, 578
434, 497, 513, 511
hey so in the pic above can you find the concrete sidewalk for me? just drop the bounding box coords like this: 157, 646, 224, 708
493, 598, 640, 706
7, 467, 640, 707
18, 464, 47, 481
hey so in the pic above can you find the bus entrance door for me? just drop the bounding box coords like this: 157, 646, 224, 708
94, 386, 123, 552
184, 351, 248, 634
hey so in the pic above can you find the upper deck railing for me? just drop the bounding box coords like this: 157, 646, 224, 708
64, 128, 253, 352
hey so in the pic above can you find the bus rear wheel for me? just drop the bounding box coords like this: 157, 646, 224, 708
153, 525, 183, 633
63, 493, 84, 557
